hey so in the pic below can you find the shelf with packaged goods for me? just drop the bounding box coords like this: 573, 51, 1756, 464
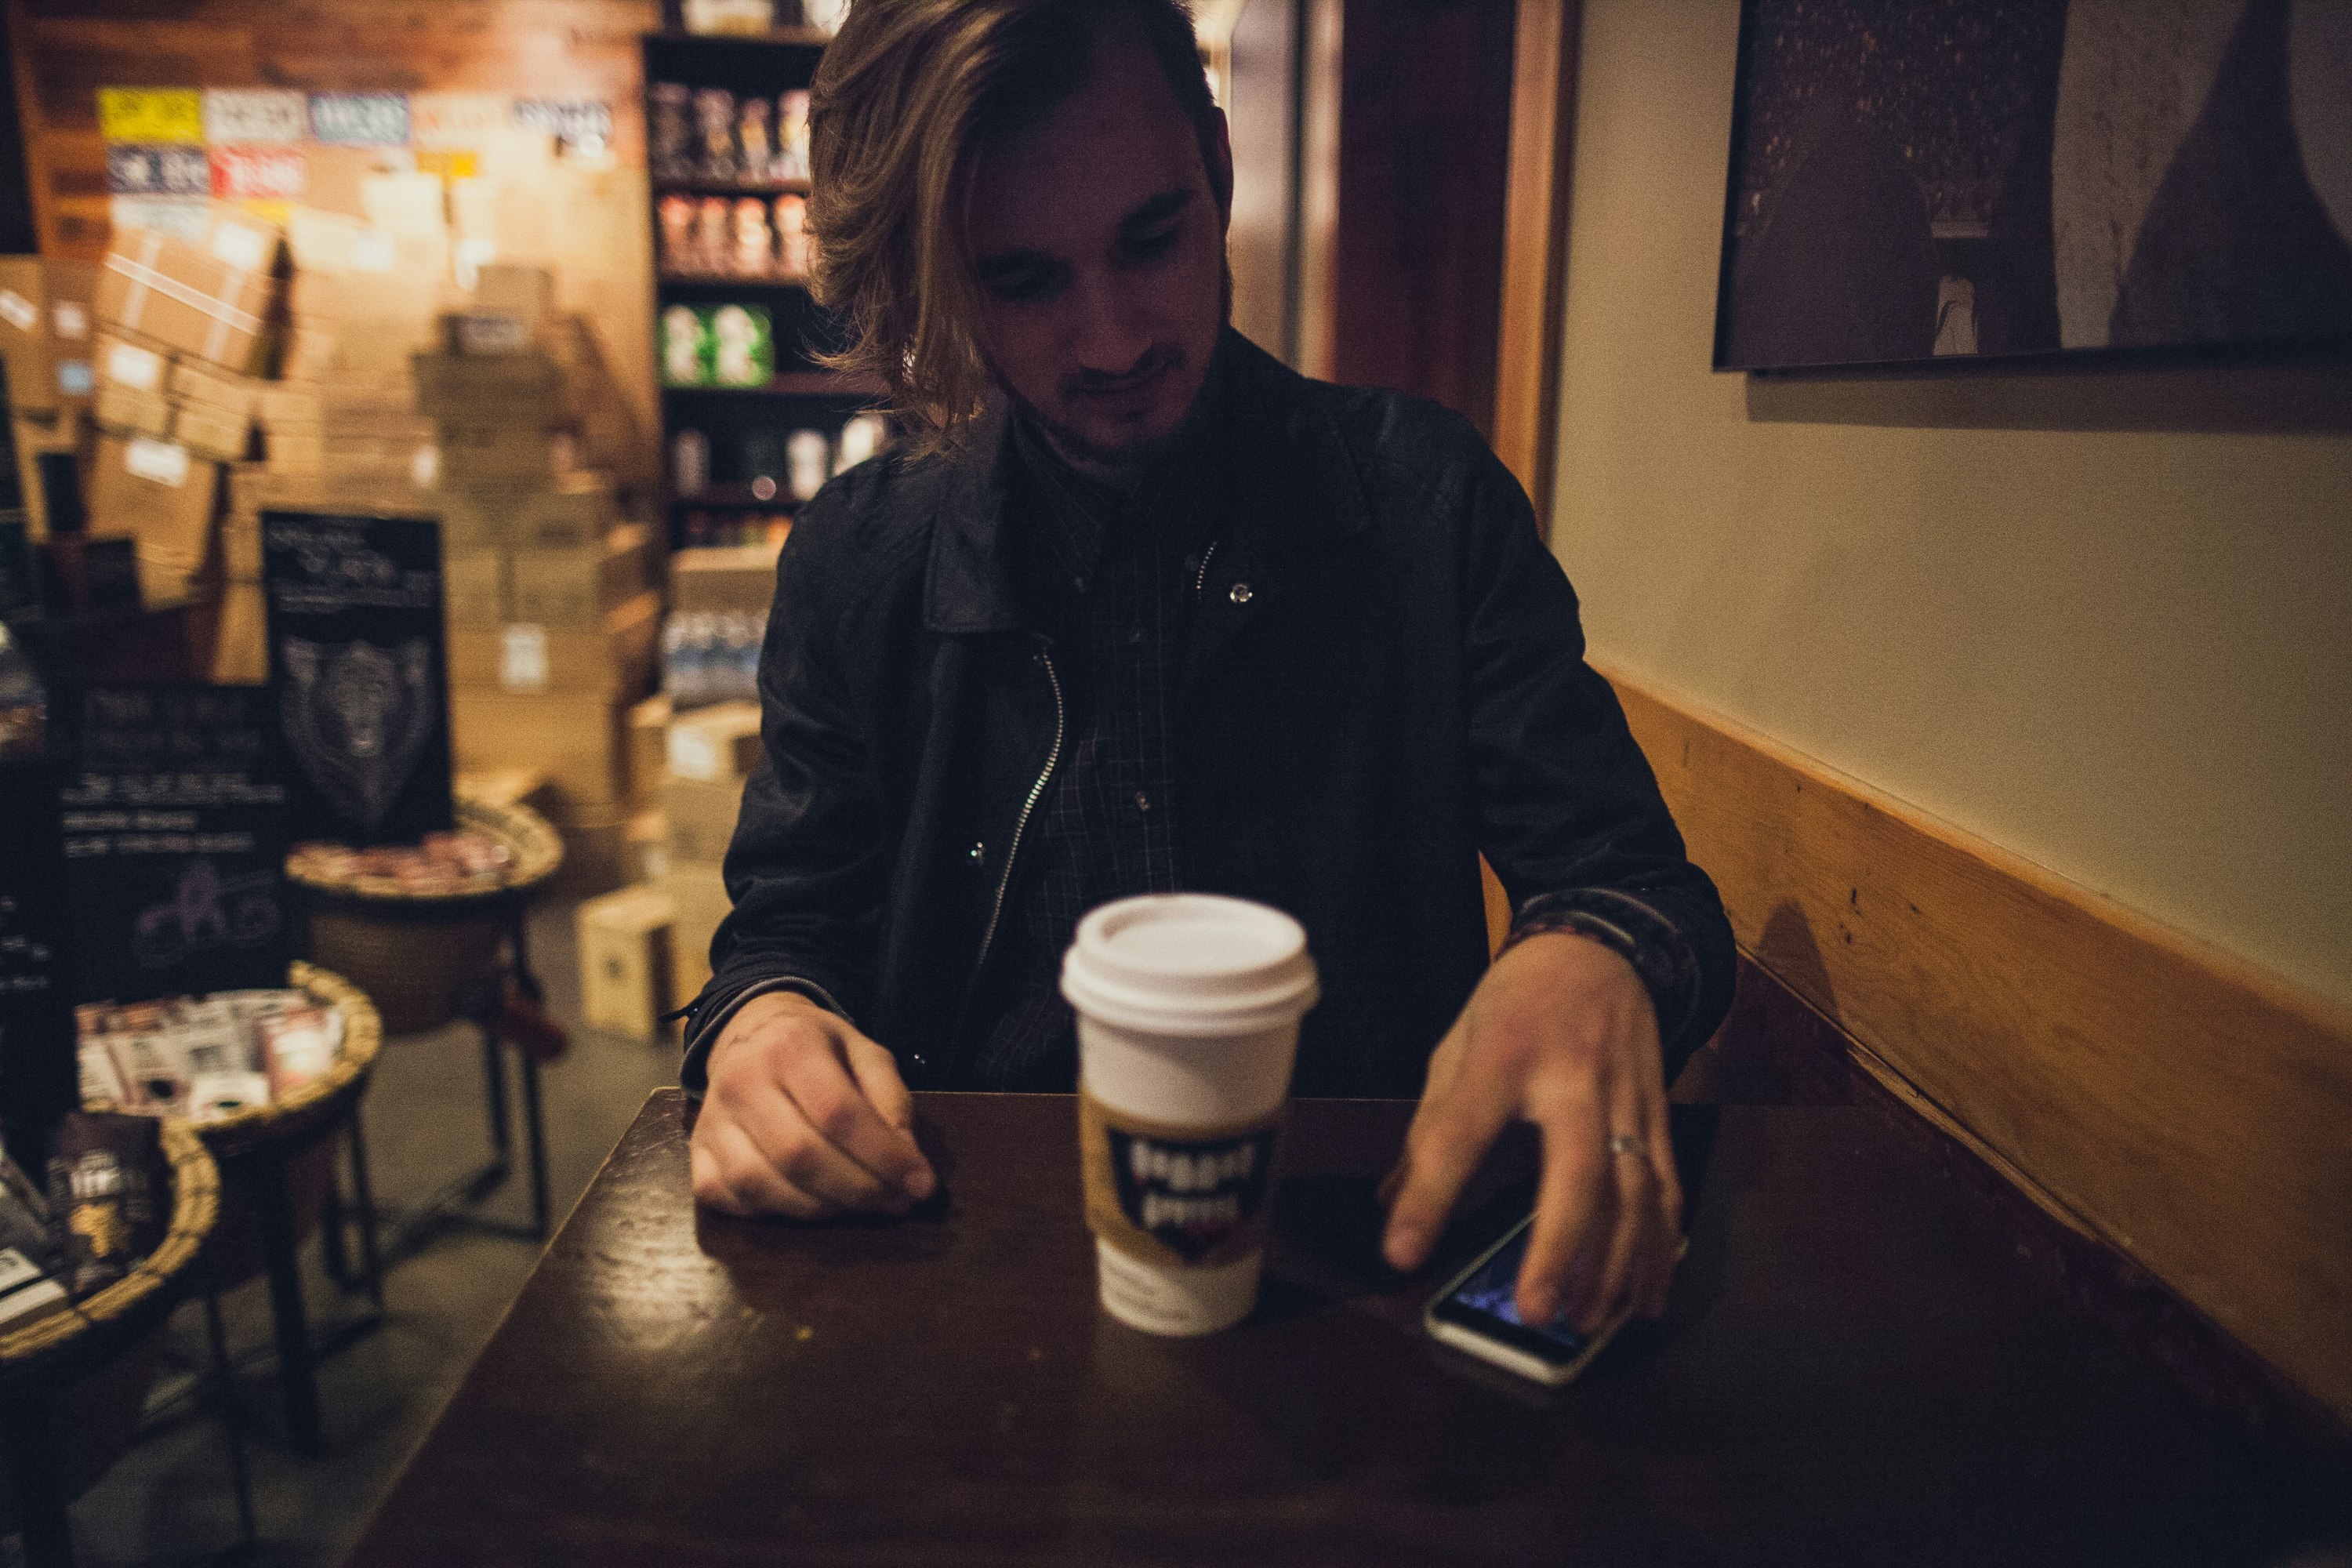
651, 26, 832, 49
670, 485, 802, 510
657, 272, 814, 293
660, 371, 883, 398
654, 176, 812, 198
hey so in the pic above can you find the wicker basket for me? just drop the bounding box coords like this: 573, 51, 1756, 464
189, 960, 383, 1162
0, 1119, 218, 1388
292, 793, 563, 1035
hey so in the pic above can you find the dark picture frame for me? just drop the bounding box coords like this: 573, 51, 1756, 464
1712, 0, 2352, 373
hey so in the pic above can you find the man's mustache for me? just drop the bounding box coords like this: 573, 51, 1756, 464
1065, 347, 1178, 398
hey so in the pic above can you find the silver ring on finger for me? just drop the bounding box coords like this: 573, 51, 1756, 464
1607, 1131, 1650, 1158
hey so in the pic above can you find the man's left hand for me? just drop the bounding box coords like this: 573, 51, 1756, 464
1381, 931, 1682, 1333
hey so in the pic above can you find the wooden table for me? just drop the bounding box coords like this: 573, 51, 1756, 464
347, 1092, 2343, 1566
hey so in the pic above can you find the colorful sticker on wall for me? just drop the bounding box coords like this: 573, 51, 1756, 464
308, 93, 411, 147
410, 93, 507, 150
511, 98, 612, 155
415, 149, 480, 182
210, 145, 307, 201
201, 89, 307, 145
107, 144, 209, 197
107, 196, 212, 241
96, 89, 204, 145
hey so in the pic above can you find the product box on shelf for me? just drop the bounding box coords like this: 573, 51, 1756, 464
0, 257, 98, 416
576, 884, 677, 1040
95, 379, 173, 438
437, 422, 567, 490
665, 860, 731, 1002
444, 590, 660, 698
627, 694, 671, 808
87, 432, 217, 555
509, 523, 654, 626
412, 350, 564, 423
95, 214, 282, 372
0, 259, 53, 412
165, 356, 259, 419
668, 541, 781, 615
666, 699, 762, 784
660, 774, 743, 866
448, 688, 631, 809
443, 547, 508, 628
169, 399, 252, 463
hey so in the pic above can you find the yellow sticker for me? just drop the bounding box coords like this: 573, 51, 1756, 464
416, 148, 480, 181
97, 87, 205, 145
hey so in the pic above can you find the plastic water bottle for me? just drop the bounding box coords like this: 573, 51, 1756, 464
0, 621, 45, 760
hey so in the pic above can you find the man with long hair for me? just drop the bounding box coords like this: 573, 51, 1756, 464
681, 0, 1735, 1338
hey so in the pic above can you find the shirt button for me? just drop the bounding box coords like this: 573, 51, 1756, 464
1229, 582, 1254, 605
1072, 575, 1088, 594
1133, 790, 1152, 812
1127, 628, 1144, 645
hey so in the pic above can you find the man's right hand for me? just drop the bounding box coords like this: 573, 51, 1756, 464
689, 990, 937, 1218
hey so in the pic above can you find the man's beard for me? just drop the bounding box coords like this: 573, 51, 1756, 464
994, 258, 1232, 478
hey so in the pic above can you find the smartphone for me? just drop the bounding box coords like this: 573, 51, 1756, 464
1424, 1213, 1620, 1385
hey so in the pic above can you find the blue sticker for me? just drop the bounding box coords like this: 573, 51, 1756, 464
308, 92, 411, 146
106, 143, 209, 197
57, 361, 93, 396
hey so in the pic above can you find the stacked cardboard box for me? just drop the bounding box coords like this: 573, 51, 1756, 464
661, 700, 761, 1003
82, 209, 285, 604
575, 883, 677, 1041
2, 259, 93, 542
429, 347, 655, 889
1, 256, 97, 520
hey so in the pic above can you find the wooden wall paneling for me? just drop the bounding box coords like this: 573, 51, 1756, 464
1490, 0, 1577, 521
1607, 666, 2352, 1425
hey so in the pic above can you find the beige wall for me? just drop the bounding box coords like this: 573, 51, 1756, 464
1551, 0, 2352, 1014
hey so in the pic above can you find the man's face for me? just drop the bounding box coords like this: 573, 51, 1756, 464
967, 31, 1232, 468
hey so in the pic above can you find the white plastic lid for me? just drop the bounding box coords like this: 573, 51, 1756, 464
1060, 894, 1319, 1036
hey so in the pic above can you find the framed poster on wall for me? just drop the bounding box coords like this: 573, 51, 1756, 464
1712, 0, 2352, 371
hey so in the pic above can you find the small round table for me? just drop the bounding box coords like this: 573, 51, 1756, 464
183, 961, 384, 1455
0, 1120, 220, 1568
289, 793, 565, 1250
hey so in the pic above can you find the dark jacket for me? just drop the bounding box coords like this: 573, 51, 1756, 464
681, 331, 1735, 1097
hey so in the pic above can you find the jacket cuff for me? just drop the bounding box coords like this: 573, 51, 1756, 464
1503, 887, 1704, 1051
678, 973, 852, 1094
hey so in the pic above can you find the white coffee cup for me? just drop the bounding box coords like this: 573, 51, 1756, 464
1060, 894, 1319, 1336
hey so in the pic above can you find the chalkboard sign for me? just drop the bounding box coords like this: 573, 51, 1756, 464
58, 685, 292, 1004
261, 510, 453, 847
0, 759, 78, 1166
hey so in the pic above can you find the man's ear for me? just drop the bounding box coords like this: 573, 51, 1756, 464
1205, 105, 1235, 232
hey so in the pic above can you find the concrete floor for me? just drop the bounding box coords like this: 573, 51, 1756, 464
32, 898, 681, 1567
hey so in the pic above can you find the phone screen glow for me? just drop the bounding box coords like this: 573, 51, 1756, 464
1440, 1221, 1591, 1358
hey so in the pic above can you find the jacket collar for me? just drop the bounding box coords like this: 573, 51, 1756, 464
922, 328, 1371, 636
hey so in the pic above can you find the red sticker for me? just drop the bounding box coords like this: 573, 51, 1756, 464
209, 145, 306, 201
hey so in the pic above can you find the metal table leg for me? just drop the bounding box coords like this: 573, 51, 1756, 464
200, 1265, 257, 1548
248, 1153, 324, 1453
346, 1111, 387, 1314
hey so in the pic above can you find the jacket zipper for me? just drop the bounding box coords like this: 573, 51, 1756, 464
1193, 539, 1221, 596
970, 639, 1065, 990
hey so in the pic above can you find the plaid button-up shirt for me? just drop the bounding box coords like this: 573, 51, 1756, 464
959, 394, 1223, 1090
